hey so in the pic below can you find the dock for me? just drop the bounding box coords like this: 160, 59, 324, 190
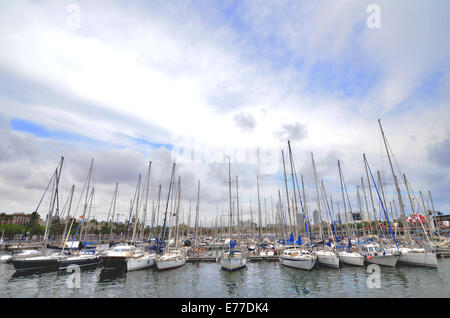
186, 254, 279, 263
248, 255, 279, 261
1, 243, 43, 250
187, 256, 219, 263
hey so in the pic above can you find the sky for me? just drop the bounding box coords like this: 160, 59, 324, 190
0, 0, 449, 227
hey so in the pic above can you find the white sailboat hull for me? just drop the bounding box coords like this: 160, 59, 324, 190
398, 250, 438, 268
366, 254, 399, 267
315, 251, 340, 268
279, 256, 316, 270
156, 256, 186, 270
127, 254, 156, 271
0, 254, 13, 263
220, 257, 247, 271
338, 252, 365, 266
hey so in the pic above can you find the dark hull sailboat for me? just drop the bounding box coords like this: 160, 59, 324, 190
100, 256, 127, 271
58, 254, 102, 270
12, 256, 60, 273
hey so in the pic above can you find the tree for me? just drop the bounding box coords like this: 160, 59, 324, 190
0, 224, 25, 238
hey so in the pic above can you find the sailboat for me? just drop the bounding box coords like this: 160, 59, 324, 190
220, 157, 247, 271
126, 161, 157, 271
279, 144, 317, 270
310, 152, 340, 268
56, 159, 102, 270
12, 157, 65, 273
362, 154, 401, 267
338, 239, 365, 266
279, 233, 317, 270
361, 243, 399, 267
377, 120, 437, 268
336, 160, 365, 267
155, 163, 187, 270
102, 168, 156, 272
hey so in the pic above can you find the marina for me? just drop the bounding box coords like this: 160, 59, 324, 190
0, 123, 449, 296
1, 1, 449, 300
1, 252, 449, 298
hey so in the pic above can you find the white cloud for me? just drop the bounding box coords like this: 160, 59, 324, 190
0, 0, 449, 223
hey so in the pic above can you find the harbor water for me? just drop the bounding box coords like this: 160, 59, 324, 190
1, 253, 449, 298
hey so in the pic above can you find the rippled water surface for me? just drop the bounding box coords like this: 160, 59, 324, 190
1, 255, 449, 298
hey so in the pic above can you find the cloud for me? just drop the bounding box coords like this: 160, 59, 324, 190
0, 0, 449, 220
233, 111, 256, 131
276, 122, 308, 142
428, 133, 450, 167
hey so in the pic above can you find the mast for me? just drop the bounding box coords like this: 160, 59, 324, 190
428, 191, 440, 239
256, 176, 263, 242
174, 176, 181, 248
282, 150, 293, 236
236, 176, 241, 243
107, 182, 118, 242
61, 184, 75, 246
419, 191, 434, 241
188, 200, 192, 238
79, 158, 93, 245
363, 155, 380, 238
378, 119, 410, 242
287, 140, 299, 237
320, 180, 336, 241
124, 175, 140, 243
154, 185, 161, 239
278, 189, 287, 239
140, 161, 152, 242
311, 152, 324, 240
228, 157, 232, 253
43, 157, 64, 251
167, 171, 178, 247
194, 180, 200, 249
364, 155, 399, 249
249, 199, 254, 238
68, 187, 94, 251
356, 186, 366, 237
301, 174, 312, 240
131, 174, 142, 243
149, 200, 155, 240
361, 177, 373, 236
264, 198, 268, 236
52, 156, 64, 240
404, 174, 432, 244
161, 163, 176, 244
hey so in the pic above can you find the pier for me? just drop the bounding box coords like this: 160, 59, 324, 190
186, 253, 279, 263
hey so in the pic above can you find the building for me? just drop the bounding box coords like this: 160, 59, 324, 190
296, 212, 306, 232
0, 213, 38, 226
313, 209, 321, 225
434, 214, 450, 229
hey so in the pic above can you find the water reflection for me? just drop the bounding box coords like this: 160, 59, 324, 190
0, 259, 448, 298
99, 268, 127, 282
220, 266, 248, 297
